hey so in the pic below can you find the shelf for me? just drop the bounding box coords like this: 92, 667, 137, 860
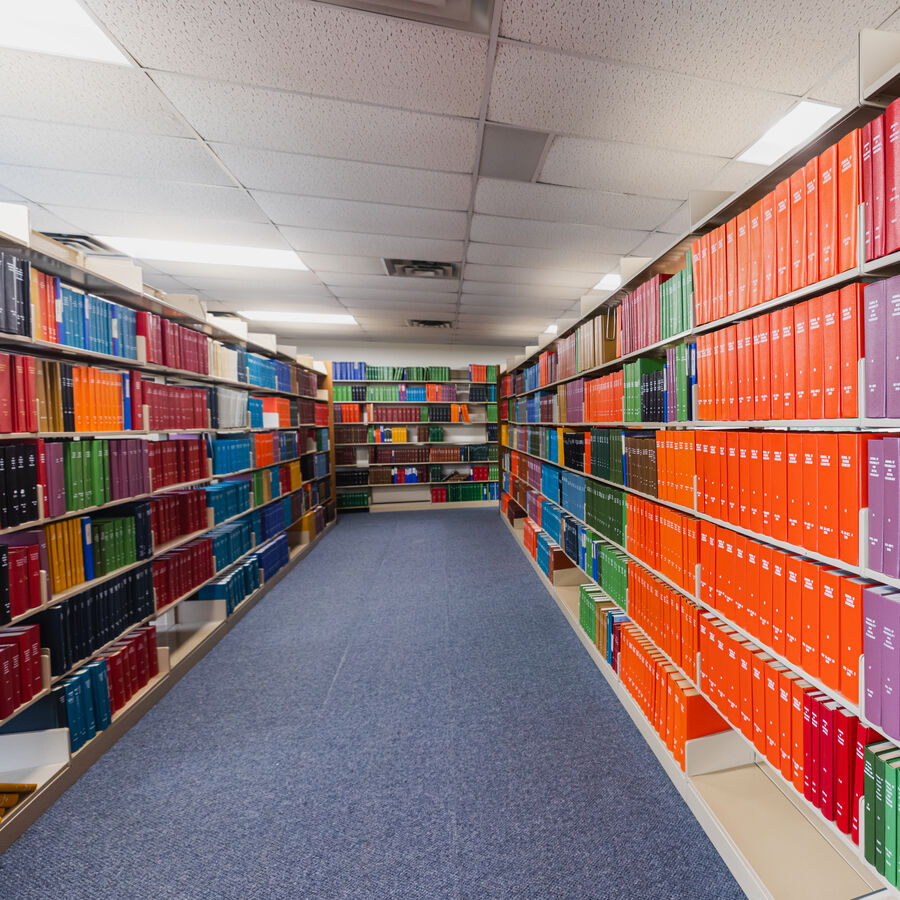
368, 499, 497, 512
500, 514, 881, 900
340, 479, 497, 488
335, 461, 483, 468
335, 420, 493, 426
333, 379, 494, 385
504, 417, 900, 432
334, 400, 494, 405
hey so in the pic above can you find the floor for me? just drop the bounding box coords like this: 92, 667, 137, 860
0, 510, 744, 899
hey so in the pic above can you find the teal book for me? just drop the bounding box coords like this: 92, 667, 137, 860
76, 669, 97, 742
86, 660, 112, 730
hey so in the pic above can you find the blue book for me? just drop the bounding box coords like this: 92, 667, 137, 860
86, 660, 112, 730
110, 305, 119, 357
80, 517, 94, 581
83, 295, 92, 354
63, 679, 85, 751
76, 669, 97, 741
122, 374, 132, 430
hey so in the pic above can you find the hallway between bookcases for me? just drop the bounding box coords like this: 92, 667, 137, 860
0, 510, 743, 899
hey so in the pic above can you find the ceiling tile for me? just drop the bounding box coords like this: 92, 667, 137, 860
706, 160, 768, 194
540, 136, 731, 199
251, 192, 467, 239
808, 54, 858, 108
43, 207, 289, 247
26, 206, 88, 236
460, 293, 573, 311
0, 49, 190, 136
91, 0, 486, 117
463, 263, 599, 288
280, 227, 464, 261
152, 71, 479, 172
463, 280, 584, 299
657, 202, 690, 235
0, 166, 264, 221
142, 273, 193, 294
475, 178, 678, 229
466, 242, 617, 271
489, 43, 796, 156
0, 118, 232, 185
296, 254, 388, 275
630, 231, 678, 259
470, 213, 645, 253
336, 287, 460, 305
317, 274, 459, 293
145, 263, 323, 285
498, 0, 895, 96
211, 145, 471, 210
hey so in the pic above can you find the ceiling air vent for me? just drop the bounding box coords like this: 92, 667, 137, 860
406, 319, 452, 329
384, 259, 458, 279
319, 0, 494, 34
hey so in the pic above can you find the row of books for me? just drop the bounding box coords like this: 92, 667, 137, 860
333, 383, 462, 402
196, 557, 261, 616
333, 363, 453, 382
0, 622, 41, 717
431, 482, 498, 503
618, 265, 693, 354
148, 490, 211, 548
334, 403, 474, 424
691, 128, 860, 325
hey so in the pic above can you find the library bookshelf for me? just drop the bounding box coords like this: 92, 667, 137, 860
0, 206, 337, 849
497, 73, 900, 900
332, 362, 499, 511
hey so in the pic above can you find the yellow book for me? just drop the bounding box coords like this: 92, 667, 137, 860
29, 268, 40, 341
0, 793, 19, 807
70, 517, 85, 585
0, 783, 36, 793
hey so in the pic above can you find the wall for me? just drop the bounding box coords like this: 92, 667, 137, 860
295, 341, 513, 368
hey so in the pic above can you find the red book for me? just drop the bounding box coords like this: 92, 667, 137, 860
790, 169, 807, 291
0, 353, 10, 433
837, 129, 860, 273
885, 99, 900, 255
0, 645, 14, 718
821, 290, 841, 419
852, 725, 885, 843
818, 144, 838, 281
818, 700, 839, 820
805, 157, 819, 285
834, 708, 857, 834
775, 177, 791, 297
839, 284, 863, 418
872, 113, 887, 259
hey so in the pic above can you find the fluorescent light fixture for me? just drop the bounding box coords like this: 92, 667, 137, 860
97, 237, 308, 271
737, 100, 841, 165
593, 273, 621, 291
0, 0, 131, 65
543, 323, 558, 334
238, 311, 358, 326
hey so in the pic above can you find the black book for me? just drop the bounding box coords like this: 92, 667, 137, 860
50, 683, 68, 729
60, 364, 75, 432
22, 443, 37, 524
14, 258, 29, 337
0, 252, 13, 334
37, 605, 67, 675
5, 444, 21, 526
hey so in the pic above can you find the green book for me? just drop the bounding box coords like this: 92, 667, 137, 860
63, 442, 76, 512
886, 759, 900, 885
875, 747, 900, 872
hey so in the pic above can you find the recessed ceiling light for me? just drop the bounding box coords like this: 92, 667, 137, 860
238, 311, 358, 325
543, 323, 558, 334
594, 273, 621, 291
737, 100, 841, 166
1, 0, 131, 65
97, 237, 308, 270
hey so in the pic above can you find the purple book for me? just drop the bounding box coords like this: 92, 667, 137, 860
140, 441, 150, 494
869, 439, 885, 573
45, 444, 64, 519
885, 438, 900, 578
888, 277, 900, 417
864, 586, 893, 726
865, 279, 886, 418
882, 592, 900, 740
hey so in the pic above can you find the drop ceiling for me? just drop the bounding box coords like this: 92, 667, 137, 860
0, 0, 899, 348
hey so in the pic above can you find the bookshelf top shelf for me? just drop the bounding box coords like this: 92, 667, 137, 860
333, 379, 495, 385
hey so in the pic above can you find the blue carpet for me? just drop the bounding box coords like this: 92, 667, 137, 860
0, 510, 744, 899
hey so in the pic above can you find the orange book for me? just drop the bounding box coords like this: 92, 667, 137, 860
736, 210, 750, 311
837, 129, 860, 274
818, 144, 839, 281
783, 555, 803, 666
817, 432, 839, 560
779, 669, 800, 780
839, 284, 863, 418
775, 177, 792, 296
736, 641, 754, 740
748, 432, 764, 535
837, 433, 867, 566
819, 569, 842, 691
769, 308, 783, 418
726, 433, 741, 525
726, 218, 738, 315
748, 200, 763, 307
821, 290, 841, 419
738, 434, 751, 529
785, 433, 804, 546
806, 294, 824, 419
761, 437, 774, 534
801, 431, 818, 551
791, 679, 811, 790
781, 307, 795, 419
762, 190, 777, 302
737, 320, 754, 420
839, 576, 869, 703
805, 156, 819, 285
753, 314, 771, 420
715, 529, 732, 618
766, 661, 787, 768
790, 169, 807, 291
769, 431, 788, 542
757, 543, 774, 645
793, 301, 809, 419
726, 325, 739, 420
800, 559, 822, 677
744, 540, 760, 635
770, 548, 788, 655
73, 368, 85, 432
733, 535, 748, 628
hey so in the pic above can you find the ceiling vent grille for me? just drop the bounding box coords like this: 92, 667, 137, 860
384, 259, 458, 279
319, 0, 493, 34
406, 319, 452, 329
